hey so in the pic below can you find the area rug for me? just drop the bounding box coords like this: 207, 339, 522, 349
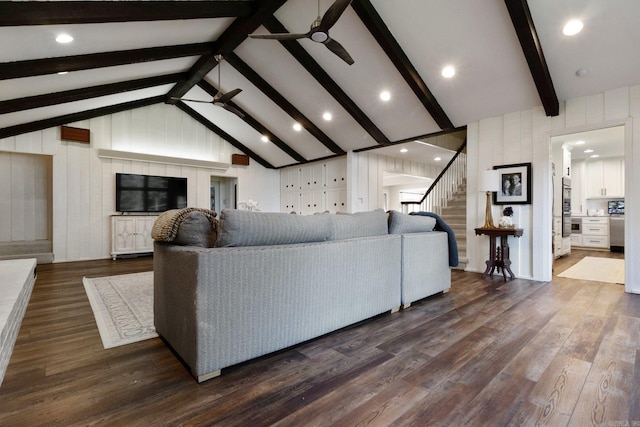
557, 256, 625, 284
83, 271, 157, 349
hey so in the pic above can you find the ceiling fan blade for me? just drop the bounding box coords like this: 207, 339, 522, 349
319, 0, 352, 31
172, 97, 214, 104
222, 104, 245, 118
217, 88, 242, 104
248, 33, 308, 40
323, 38, 354, 65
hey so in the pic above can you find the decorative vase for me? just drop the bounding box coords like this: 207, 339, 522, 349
499, 216, 514, 228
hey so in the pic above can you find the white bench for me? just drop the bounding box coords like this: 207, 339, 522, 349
0, 258, 36, 386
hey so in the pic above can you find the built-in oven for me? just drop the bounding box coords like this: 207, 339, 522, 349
571, 217, 582, 234
562, 177, 571, 237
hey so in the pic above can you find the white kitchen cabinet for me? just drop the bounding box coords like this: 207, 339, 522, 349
111, 215, 156, 259
571, 160, 585, 214
586, 158, 624, 198
580, 217, 609, 249
325, 160, 347, 188
570, 234, 583, 246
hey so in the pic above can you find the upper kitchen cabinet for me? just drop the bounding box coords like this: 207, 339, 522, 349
586, 157, 624, 198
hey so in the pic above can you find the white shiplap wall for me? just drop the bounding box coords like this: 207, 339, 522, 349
467, 85, 639, 294
0, 103, 280, 262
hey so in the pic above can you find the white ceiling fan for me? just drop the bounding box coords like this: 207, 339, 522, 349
172, 55, 245, 118
249, 0, 354, 65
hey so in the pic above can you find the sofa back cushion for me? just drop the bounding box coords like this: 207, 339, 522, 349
152, 208, 218, 247
388, 210, 436, 234
330, 209, 389, 241
217, 209, 332, 247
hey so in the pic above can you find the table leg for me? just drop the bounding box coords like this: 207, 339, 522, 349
501, 235, 516, 280
482, 236, 498, 279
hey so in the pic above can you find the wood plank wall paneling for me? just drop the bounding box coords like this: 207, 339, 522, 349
0, 103, 278, 262
469, 85, 639, 293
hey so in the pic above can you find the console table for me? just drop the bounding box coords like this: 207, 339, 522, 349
475, 227, 524, 281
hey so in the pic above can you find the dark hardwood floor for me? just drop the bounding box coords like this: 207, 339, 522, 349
0, 249, 637, 426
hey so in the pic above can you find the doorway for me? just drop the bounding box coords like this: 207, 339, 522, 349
550, 125, 625, 272
210, 176, 237, 212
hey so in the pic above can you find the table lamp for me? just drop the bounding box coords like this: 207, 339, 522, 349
480, 169, 500, 229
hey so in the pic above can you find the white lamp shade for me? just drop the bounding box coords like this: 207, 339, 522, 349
480, 169, 500, 192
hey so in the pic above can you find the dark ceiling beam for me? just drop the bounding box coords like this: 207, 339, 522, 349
0, 42, 215, 80
0, 0, 254, 26
263, 16, 390, 146
0, 96, 164, 140
351, 0, 454, 130
504, 0, 559, 117
166, 0, 287, 103
226, 53, 345, 155
197, 80, 306, 163
176, 102, 274, 169
0, 73, 185, 114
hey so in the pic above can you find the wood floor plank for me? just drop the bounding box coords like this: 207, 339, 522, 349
1, 251, 638, 426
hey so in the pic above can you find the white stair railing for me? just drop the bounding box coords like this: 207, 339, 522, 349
401, 144, 467, 215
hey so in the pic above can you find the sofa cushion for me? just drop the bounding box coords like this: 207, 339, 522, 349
330, 209, 388, 240
151, 208, 218, 248
388, 210, 436, 234
217, 209, 332, 247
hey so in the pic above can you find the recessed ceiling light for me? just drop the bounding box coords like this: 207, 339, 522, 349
441, 65, 455, 78
563, 19, 583, 36
400, 148, 408, 153
575, 140, 586, 145
293, 122, 302, 131
379, 91, 391, 102
322, 112, 332, 121
57, 71, 68, 75
261, 135, 269, 143
584, 149, 594, 153
576, 68, 589, 77
56, 34, 74, 44
590, 154, 599, 158
434, 157, 442, 161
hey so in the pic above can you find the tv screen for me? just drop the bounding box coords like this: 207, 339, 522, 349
608, 200, 624, 215
116, 173, 187, 213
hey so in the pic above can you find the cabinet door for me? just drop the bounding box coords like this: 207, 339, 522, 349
112, 217, 137, 253
325, 159, 347, 188
302, 164, 324, 190
135, 217, 156, 251
281, 168, 301, 192
281, 192, 301, 214
571, 160, 584, 213
603, 158, 623, 197
585, 160, 604, 197
301, 191, 325, 215
325, 188, 347, 213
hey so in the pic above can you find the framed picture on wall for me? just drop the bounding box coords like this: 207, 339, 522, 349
493, 162, 532, 205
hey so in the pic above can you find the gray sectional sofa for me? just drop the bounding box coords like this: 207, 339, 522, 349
152, 208, 452, 382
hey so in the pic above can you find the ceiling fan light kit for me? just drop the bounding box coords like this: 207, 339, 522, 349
248, 0, 354, 65
172, 55, 245, 118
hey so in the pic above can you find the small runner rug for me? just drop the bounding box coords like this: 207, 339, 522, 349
557, 256, 625, 284
83, 271, 157, 349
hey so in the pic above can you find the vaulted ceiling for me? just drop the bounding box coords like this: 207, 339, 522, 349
2, 0, 639, 169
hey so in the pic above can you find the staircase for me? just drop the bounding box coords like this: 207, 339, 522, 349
438, 179, 468, 269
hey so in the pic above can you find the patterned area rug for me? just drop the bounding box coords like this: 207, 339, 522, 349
557, 256, 625, 284
83, 271, 157, 349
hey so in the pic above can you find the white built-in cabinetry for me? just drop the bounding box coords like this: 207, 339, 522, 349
111, 215, 157, 259
580, 217, 610, 249
586, 157, 624, 198
280, 158, 347, 214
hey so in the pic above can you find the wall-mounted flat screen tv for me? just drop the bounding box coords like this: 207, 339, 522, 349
116, 173, 187, 213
